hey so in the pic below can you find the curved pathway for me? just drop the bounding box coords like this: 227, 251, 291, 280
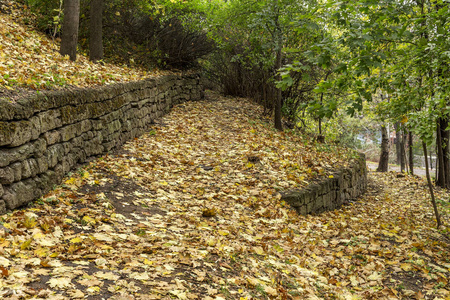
0, 93, 448, 299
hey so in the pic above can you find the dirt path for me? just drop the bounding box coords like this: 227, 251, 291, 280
0, 94, 448, 299
366, 161, 430, 177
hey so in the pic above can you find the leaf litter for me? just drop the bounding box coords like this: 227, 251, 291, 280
0, 1, 176, 95
0, 92, 449, 299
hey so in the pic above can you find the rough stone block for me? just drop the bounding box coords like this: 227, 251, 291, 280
33, 139, 47, 157
0, 99, 33, 121
60, 123, 79, 142
3, 179, 41, 210
0, 143, 32, 167
0, 167, 14, 184
11, 162, 22, 182
0, 200, 5, 214
53, 164, 64, 183
21, 159, 32, 179
30, 116, 41, 140
47, 144, 64, 168
35, 170, 57, 194
62, 154, 75, 173
103, 120, 122, 135
0, 120, 32, 147
103, 140, 117, 152
44, 130, 61, 145
39, 109, 62, 133
36, 156, 49, 174
23, 158, 39, 178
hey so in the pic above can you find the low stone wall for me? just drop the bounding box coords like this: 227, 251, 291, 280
281, 153, 367, 215
0, 74, 203, 213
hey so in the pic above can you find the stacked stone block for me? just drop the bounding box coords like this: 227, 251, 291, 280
281, 153, 367, 215
0, 75, 203, 213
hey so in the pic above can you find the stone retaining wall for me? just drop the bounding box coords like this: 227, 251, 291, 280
0, 74, 203, 213
281, 153, 367, 215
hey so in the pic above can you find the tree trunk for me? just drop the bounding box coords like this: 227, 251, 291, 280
395, 123, 402, 165
60, 0, 80, 61
402, 130, 408, 173
89, 0, 103, 62
399, 128, 406, 172
273, 0, 282, 131
377, 124, 389, 172
442, 118, 449, 187
436, 117, 449, 188
422, 142, 442, 228
408, 131, 414, 175
274, 38, 283, 131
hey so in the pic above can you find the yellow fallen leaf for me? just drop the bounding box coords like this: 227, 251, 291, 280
350, 275, 359, 286
67, 289, 84, 299
400, 263, 413, 271
70, 237, 83, 244
367, 272, 382, 281
272, 243, 284, 253
34, 247, 48, 257
143, 259, 154, 266
207, 238, 217, 246
94, 271, 120, 281
20, 239, 32, 250
86, 286, 100, 294
82, 216, 96, 225
264, 286, 277, 296
246, 277, 259, 287
47, 277, 72, 289
253, 246, 265, 255
218, 230, 229, 236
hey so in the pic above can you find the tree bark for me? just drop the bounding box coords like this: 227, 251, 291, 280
377, 124, 389, 172
422, 142, 442, 228
60, 0, 80, 61
402, 130, 408, 173
397, 127, 406, 172
89, 0, 103, 62
274, 37, 283, 131
442, 118, 449, 187
273, 0, 283, 131
395, 122, 402, 165
408, 131, 414, 175
436, 117, 449, 188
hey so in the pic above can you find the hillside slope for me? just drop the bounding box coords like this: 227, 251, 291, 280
0, 2, 170, 95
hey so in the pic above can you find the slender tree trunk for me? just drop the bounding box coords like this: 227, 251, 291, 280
377, 124, 389, 172
273, 0, 283, 131
409, 131, 414, 175
395, 123, 402, 165
399, 128, 406, 172
402, 130, 408, 173
89, 0, 103, 62
318, 118, 322, 135
436, 118, 448, 188
422, 142, 442, 228
442, 118, 450, 187
60, 0, 80, 61
274, 38, 282, 131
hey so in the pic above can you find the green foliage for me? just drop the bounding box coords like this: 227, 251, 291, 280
24, 0, 61, 35
24, 0, 213, 69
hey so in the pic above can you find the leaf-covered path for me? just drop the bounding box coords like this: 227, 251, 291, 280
0, 93, 449, 300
